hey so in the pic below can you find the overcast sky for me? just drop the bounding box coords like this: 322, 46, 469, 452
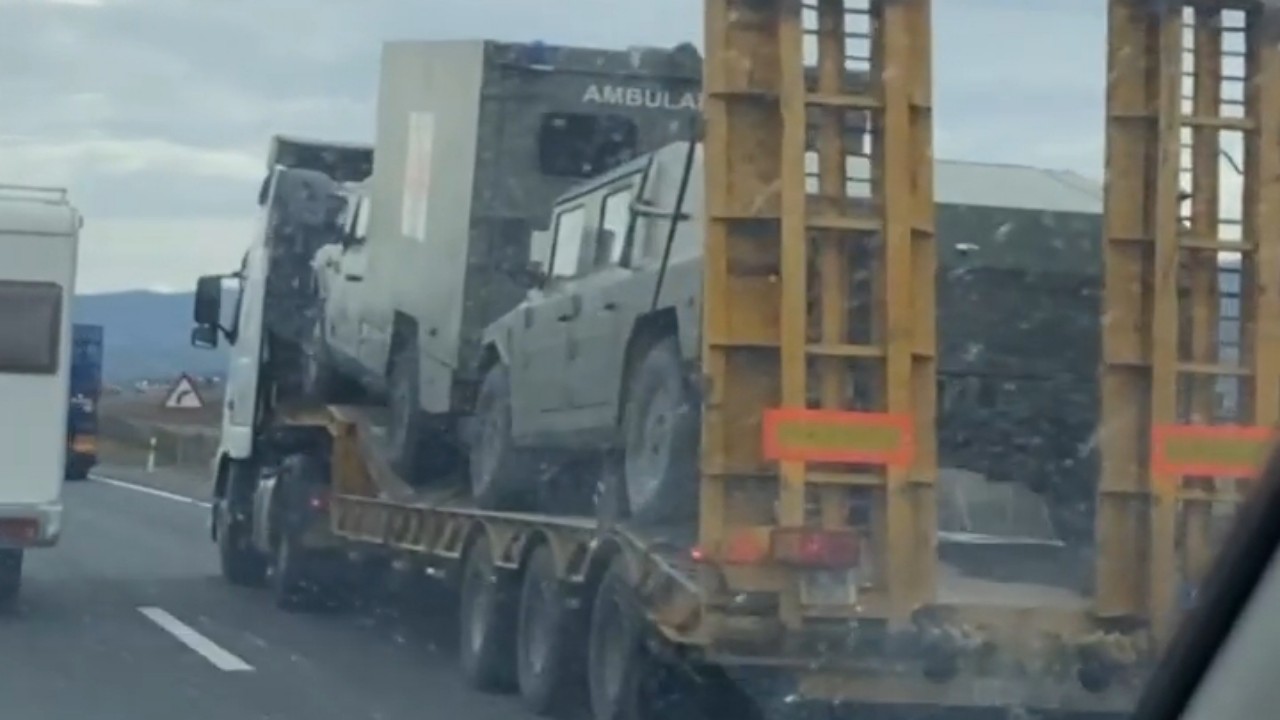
0, 0, 1109, 293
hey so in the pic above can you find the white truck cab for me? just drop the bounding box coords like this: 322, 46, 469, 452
0, 184, 81, 604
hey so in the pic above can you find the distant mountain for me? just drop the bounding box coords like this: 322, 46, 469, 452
73, 290, 230, 384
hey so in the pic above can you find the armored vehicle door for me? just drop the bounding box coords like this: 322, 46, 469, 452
508, 201, 589, 441
562, 174, 646, 425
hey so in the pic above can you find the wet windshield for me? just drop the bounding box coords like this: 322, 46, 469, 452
0, 2, 1272, 719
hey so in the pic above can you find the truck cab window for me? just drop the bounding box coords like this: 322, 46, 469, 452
549, 205, 586, 278
355, 197, 371, 240
0, 280, 62, 375
538, 112, 639, 179
594, 187, 633, 268
341, 194, 370, 244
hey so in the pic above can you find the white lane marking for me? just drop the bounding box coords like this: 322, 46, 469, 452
138, 606, 254, 672
90, 475, 211, 508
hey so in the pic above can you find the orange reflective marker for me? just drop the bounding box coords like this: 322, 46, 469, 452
762, 408, 914, 467
1150, 424, 1276, 479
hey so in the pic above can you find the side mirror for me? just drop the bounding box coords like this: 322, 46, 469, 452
518, 261, 548, 290
190, 325, 218, 349
193, 275, 223, 326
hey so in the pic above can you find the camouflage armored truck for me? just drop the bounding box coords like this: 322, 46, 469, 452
476, 140, 1106, 538
307, 39, 704, 485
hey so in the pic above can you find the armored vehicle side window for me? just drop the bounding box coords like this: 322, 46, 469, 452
550, 205, 587, 278
0, 280, 62, 375
538, 113, 639, 179
594, 187, 633, 269
342, 194, 370, 243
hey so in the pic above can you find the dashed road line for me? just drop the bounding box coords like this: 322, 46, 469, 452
138, 606, 254, 672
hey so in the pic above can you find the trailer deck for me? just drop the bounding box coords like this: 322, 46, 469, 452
316, 404, 1087, 607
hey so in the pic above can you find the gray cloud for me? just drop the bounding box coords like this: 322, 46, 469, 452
0, 0, 1111, 292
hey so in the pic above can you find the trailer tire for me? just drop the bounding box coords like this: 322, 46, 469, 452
0, 549, 22, 608
517, 544, 583, 714
270, 528, 316, 611
217, 464, 267, 587
458, 534, 518, 691
269, 453, 331, 612
588, 558, 650, 720
65, 455, 92, 481
618, 337, 699, 525
471, 363, 531, 510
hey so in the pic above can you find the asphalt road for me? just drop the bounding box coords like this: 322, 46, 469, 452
0, 474, 543, 720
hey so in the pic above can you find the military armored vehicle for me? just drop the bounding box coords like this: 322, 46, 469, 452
477, 141, 1105, 533
309, 40, 704, 485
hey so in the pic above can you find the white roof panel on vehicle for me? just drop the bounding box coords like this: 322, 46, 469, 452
554, 143, 1105, 218
841, 156, 1102, 214
934, 160, 1103, 215
0, 185, 80, 237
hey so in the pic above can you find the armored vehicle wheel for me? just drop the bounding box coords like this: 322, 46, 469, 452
617, 337, 698, 524
387, 343, 460, 486
471, 363, 532, 510
302, 313, 359, 403
386, 345, 427, 482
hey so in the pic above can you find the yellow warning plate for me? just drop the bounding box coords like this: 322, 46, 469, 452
762, 409, 913, 466
1151, 424, 1275, 478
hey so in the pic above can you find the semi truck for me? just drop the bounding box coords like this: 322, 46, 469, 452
67, 323, 104, 481
0, 184, 81, 605
184, 22, 1186, 717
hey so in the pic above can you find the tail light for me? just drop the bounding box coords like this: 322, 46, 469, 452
771, 528, 860, 569
306, 488, 329, 512
691, 527, 860, 568
0, 518, 40, 544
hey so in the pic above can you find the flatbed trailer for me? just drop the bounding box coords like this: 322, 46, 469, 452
262, 403, 1143, 719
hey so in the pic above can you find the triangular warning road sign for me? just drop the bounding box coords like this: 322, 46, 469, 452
162, 373, 204, 410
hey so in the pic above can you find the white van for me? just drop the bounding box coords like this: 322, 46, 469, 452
0, 184, 81, 605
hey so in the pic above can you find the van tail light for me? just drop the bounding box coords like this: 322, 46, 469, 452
771, 528, 860, 569
0, 518, 39, 544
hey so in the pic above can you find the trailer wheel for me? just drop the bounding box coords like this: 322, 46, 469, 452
0, 550, 22, 608
269, 453, 332, 612
618, 337, 699, 524
471, 363, 531, 510
216, 484, 267, 587
588, 558, 651, 720
458, 533, 517, 691
517, 544, 583, 714
270, 528, 317, 611
65, 456, 91, 481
